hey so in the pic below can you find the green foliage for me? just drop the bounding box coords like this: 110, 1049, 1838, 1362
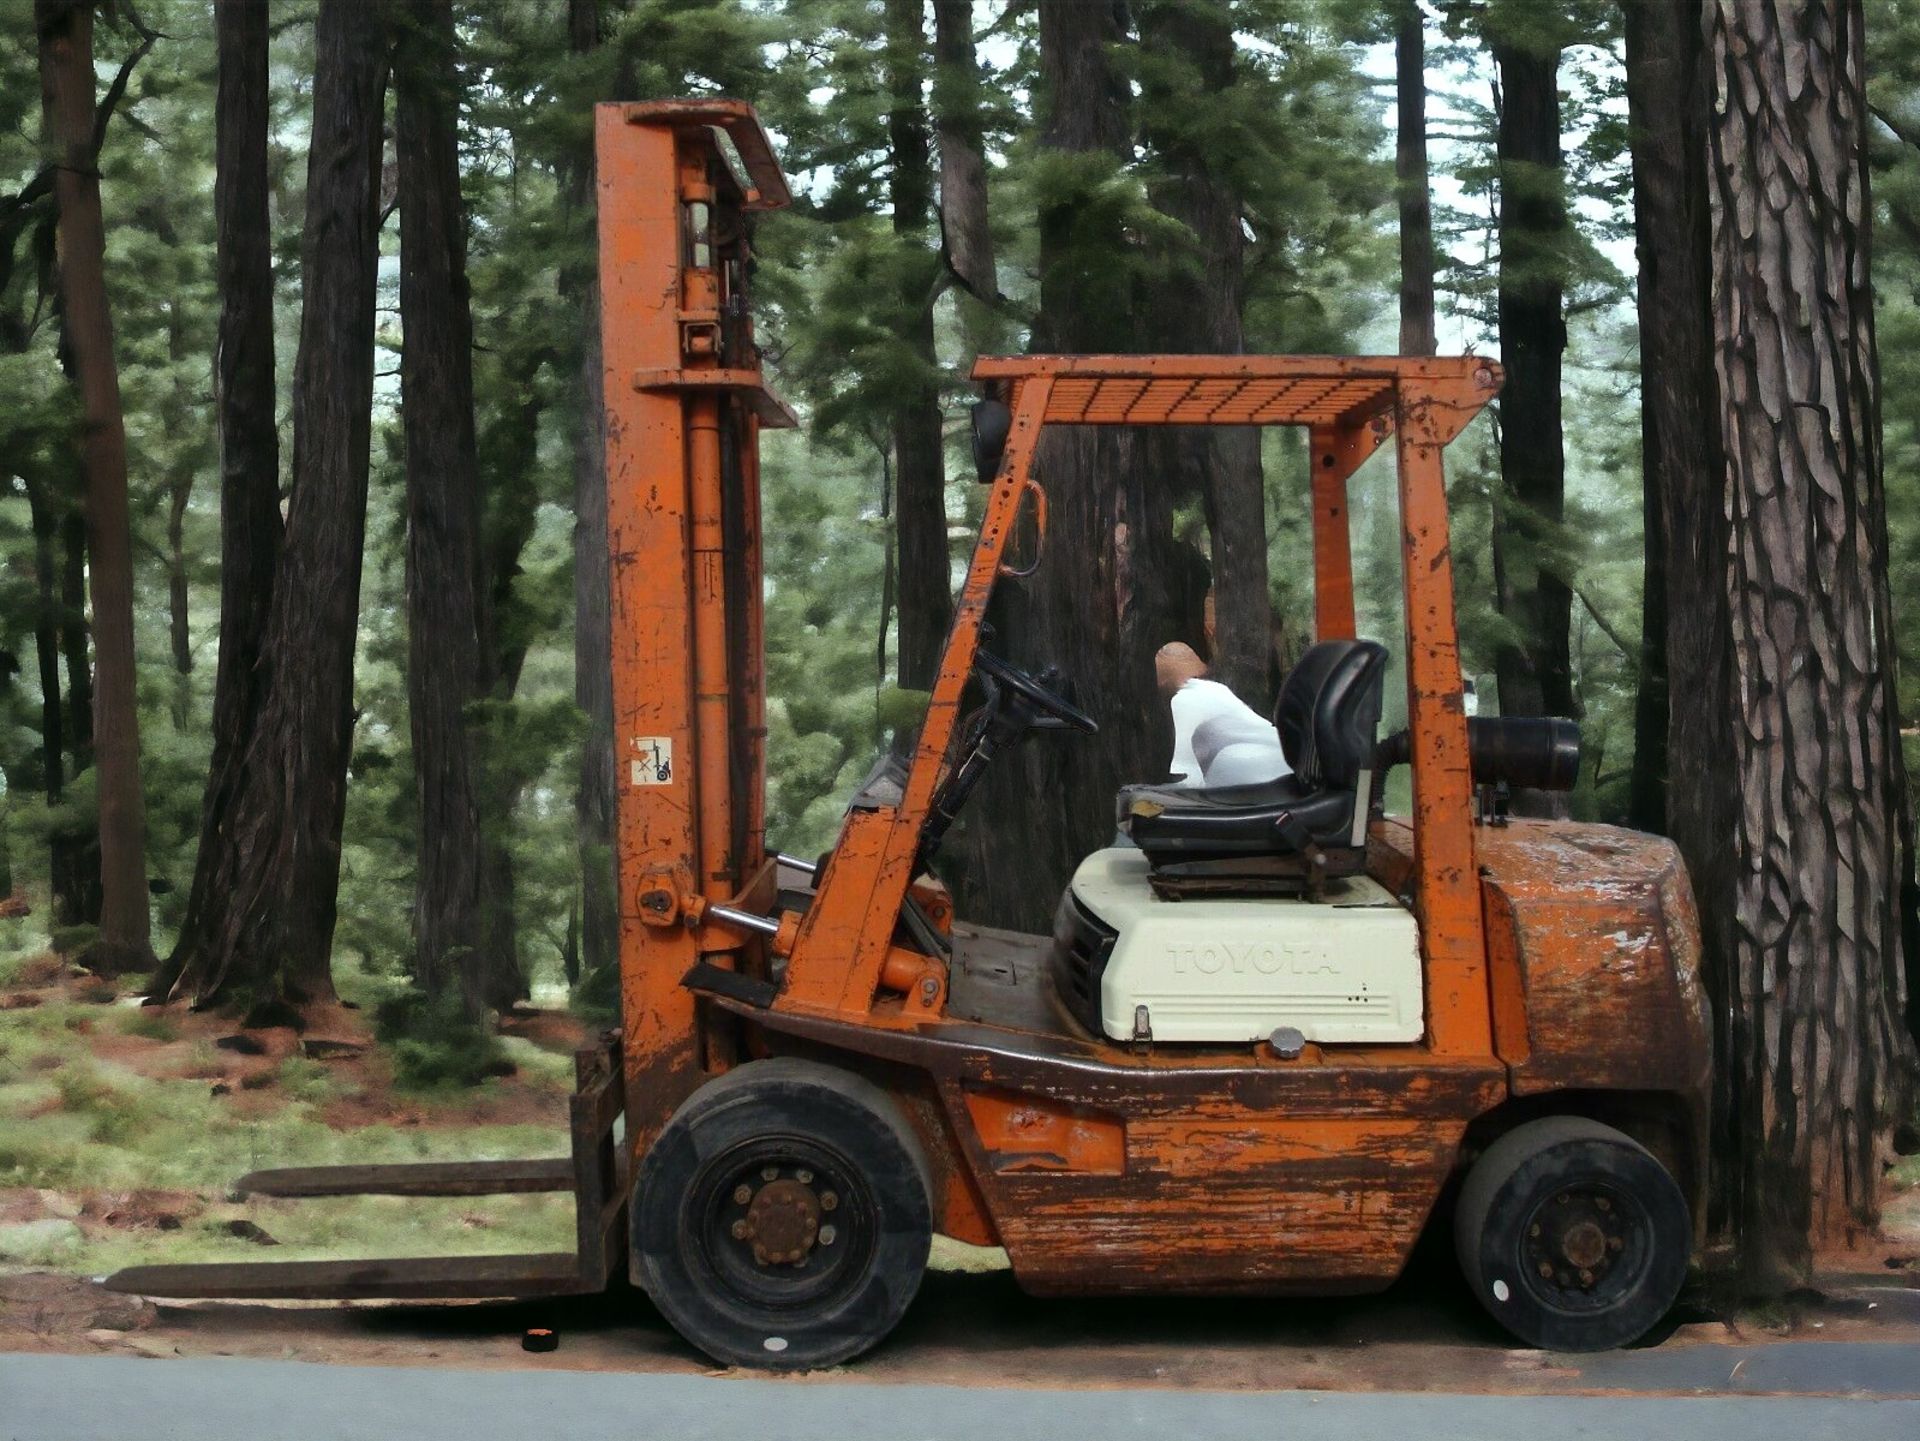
2, 0, 1908, 1083
374, 987, 512, 1092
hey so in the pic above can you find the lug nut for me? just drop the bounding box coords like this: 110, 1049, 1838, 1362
1595, 1197, 1610, 1212
819, 1225, 836, 1247
1529, 1224, 1540, 1239
1608, 1236, 1623, 1253
762, 1166, 780, 1182
1579, 1268, 1594, 1286
731, 1219, 750, 1240
820, 1191, 838, 1211
1538, 1260, 1554, 1279
733, 1184, 752, 1205
796, 1168, 813, 1185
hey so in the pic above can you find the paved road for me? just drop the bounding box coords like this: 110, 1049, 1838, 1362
4, 1352, 1919, 1441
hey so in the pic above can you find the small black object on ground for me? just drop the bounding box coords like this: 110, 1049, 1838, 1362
522, 1326, 559, 1353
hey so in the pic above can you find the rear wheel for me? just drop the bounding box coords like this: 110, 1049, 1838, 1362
631, 1057, 932, 1370
1455, 1115, 1690, 1352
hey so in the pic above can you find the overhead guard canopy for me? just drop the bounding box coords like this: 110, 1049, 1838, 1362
970, 354, 1498, 431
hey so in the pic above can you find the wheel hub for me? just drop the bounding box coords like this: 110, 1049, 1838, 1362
737, 1176, 824, 1266
1527, 1187, 1629, 1291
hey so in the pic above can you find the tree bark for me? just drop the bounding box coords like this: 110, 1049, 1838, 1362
956, 1, 1202, 930
1490, 35, 1576, 730
569, 0, 618, 996
931, 0, 997, 310
397, 0, 492, 1020
165, 0, 387, 1008
22, 474, 64, 812
1706, 0, 1919, 1282
883, 0, 952, 695
166, 462, 193, 701
1396, 0, 1437, 358
37, 0, 153, 975
1621, 0, 1740, 1235
156, 0, 286, 1002
471, 345, 551, 1015
1138, 0, 1271, 703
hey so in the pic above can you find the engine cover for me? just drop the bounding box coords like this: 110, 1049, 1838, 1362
1065, 848, 1424, 1045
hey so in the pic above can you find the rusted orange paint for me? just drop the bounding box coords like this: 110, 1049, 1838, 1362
1481, 883, 1534, 1066
1392, 381, 1493, 1057
598, 105, 1705, 1304
1306, 421, 1390, 641
962, 1087, 1127, 1175
598, 105, 791, 1159
1373, 816, 1710, 1101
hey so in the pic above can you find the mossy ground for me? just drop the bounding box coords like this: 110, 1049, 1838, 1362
0, 927, 584, 1278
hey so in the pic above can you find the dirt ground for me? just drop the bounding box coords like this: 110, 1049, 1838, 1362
4, 1252, 1919, 1397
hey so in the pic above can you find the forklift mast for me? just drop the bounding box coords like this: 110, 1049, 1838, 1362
594, 102, 795, 1153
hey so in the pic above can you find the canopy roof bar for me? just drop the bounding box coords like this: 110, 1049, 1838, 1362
970, 354, 1496, 431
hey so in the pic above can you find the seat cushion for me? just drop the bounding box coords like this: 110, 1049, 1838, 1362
1117, 774, 1356, 860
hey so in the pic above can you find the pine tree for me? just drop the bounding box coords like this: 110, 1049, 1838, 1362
1137, 0, 1271, 700
1396, 0, 1437, 356
36, 0, 155, 975
881, 0, 952, 694
1485, 0, 1576, 736
157, 0, 285, 1001
395, 0, 499, 1019
1706, 0, 1919, 1281
166, 0, 388, 1008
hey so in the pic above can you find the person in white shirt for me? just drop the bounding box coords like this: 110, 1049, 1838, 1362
1154, 642, 1290, 789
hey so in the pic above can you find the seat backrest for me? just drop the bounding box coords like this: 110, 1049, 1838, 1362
1272, 639, 1388, 789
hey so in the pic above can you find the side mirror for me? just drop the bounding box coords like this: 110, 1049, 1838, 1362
970, 398, 1012, 482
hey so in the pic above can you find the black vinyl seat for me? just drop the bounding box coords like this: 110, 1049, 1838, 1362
1117, 639, 1389, 895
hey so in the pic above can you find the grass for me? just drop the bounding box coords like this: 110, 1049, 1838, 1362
0, 984, 578, 1277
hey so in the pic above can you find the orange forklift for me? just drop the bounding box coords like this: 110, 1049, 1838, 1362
109, 100, 1710, 1370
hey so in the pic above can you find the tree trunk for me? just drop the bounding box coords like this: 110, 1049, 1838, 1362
883, 0, 951, 695
54, 497, 100, 929
1706, 0, 1919, 1283
165, 448, 193, 728
1490, 36, 1575, 729
931, 0, 997, 310
398, 0, 492, 1020
165, 0, 387, 1008
58, 505, 91, 763
23, 475, 64, 812
472, 348, 551, 1015
37, 0, 152, 976
955, 1, 1201, 930
1621, 0, 1739, 1235
158, 0, 287, 1001
1397, 0, 1437, 358
569, 0, 618, 996
1138, 0, 1271, 702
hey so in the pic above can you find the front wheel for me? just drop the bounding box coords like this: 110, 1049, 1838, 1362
1455, 1115, 1691, 1352
631, 1057, 933, 1370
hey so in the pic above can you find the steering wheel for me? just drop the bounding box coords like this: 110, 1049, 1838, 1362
973, 649, 1099, 734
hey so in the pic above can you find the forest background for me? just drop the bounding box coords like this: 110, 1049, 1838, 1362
3, 0, 1919, 1282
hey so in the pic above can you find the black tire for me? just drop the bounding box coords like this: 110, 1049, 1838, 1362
1454, 1115, 1690, 1352
631, 1057, 933, 1370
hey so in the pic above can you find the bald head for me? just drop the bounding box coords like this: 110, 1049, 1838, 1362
1156, 642, 1208, 701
